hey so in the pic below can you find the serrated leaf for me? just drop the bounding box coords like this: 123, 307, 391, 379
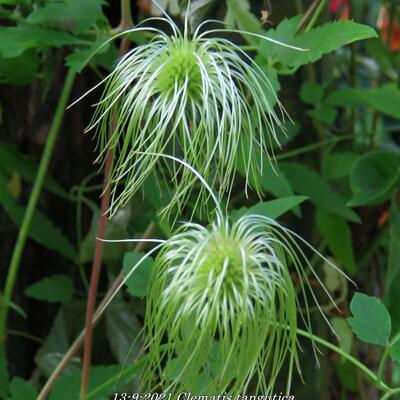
123, 252, 154, 297
348, 151, 400, 207
280, 162, 360, 223
25, 275, 74, 303
262, 19, 377, 69
300, 81, 324, 104
9, 378, 37, 400
316, 210, 356, 275
390, 340, 400, 364
347, 292, 391, 346
326, 85, 400, 119
28, 0, 107, 34
0, 176, 77, 260
0, 25, 86, 58
231, 196, 308, 221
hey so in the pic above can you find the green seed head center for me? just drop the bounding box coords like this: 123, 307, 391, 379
199, 239, 244, 285
157, 43, 202, 98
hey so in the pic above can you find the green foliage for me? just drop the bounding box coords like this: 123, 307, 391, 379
49, 365, 135, 400
390, 340, 400, 364
348, 151, 400, 207
27, 0, 107, 33
300, 81, 325, 104
1, 0, 399, 398
9, 378, 37, 400
316, 210, 356, 275
386, 210, 400, 298
123, 252, 154, 297
0, 177, 77, 260
25, 275, 74, 303
326, 85, 400, 119
261, 18, 377, 69
0, 25, 85, 58
280, 162, 360, 222
0, 345, 8, 398
348, 293, 392, 346
231, 196, 308, 221
323, 152, 358, 180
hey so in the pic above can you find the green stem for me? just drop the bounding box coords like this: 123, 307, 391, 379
295, 0, 304, 14
377, 332, 400, 389
306, 0, 327, 32
296, 328, 392, 392
275, 135, 353, 161
0, 69, 76, 342
381, 388, 400, 400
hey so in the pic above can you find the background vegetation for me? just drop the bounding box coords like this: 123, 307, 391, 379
1, 0, 400, 399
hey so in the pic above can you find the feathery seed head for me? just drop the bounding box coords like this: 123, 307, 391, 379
77, 9, 298, 217
141, 213, 337, 395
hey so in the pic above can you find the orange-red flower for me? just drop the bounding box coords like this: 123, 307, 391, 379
378, 5, 400, 52
329, 0, 349, 20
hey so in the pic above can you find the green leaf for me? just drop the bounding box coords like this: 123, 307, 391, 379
280, 162, 360, 223
307, 105, 337, 124
105, 299, 142, 364
79, 209, 131, 264
65, 40, 119, 73
123, 252, 154, 297
347, 292, 391, 346
28, 0, 107, 34
25, 275, 74, 303
231, 196, 308, 221
9, 378, 37, 400
0, 25, 86, 58
225, 0, 263, 43
34, 306, 83, 378
386, 210, 400, 297
390, 340, 400, 364
0, 344, 8, 399
300, 81, 324, 104
262, 19, 377, 69
348, 151, 400, 207
326, 85, 400, 119
0, 50, 39, 86
0, 176, 77, 260
316, 210, 356, 275
0, 142, 70, 199
332, 317, 353, 359
323, 152, 358, 179
49, 365, 136, 400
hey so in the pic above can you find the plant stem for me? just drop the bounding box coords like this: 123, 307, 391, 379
377, 332, 400, 389
0, 69, 76, 342
80, 150, 113, 398
275, 135, 353, 161
306, 0, 327, 32
79, 1, 133, 396
296, 328, 392, 392
37, 222, 156, 400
